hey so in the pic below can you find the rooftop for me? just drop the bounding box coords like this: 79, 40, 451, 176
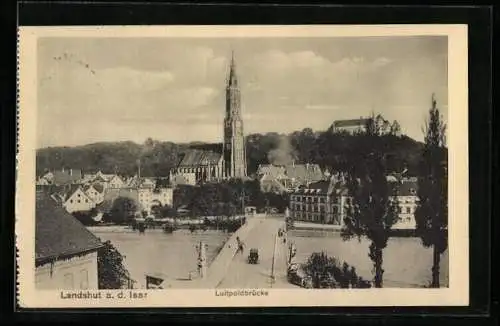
35, 191, 103, 265
177, 150, 222, 168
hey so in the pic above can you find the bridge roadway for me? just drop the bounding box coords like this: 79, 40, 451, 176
216, 215, 298, 289
160, 214, 298, 289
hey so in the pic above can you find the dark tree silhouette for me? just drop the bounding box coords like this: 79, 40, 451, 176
107, 197, 138, 224
415, 94, 448, 288
302, 252, 372, 289
341, 117, 399, 288
98, 240, 133, 289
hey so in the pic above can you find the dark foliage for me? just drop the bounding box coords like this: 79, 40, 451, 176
36, 119, 422, 180
97, 240, 133, 289
341, 114, 400, 288
105, 197, 138, 224
415, 95, 448, 288
72, 208, 98, 226
302, 252, 372, 289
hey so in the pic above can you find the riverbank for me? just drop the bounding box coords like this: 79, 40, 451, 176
291, 222, 417, 237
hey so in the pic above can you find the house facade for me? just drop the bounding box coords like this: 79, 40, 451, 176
331, 118, 369, 134
63, 186, 96, 213
84, 184, 104, 205
389, 177, 419, 229
138, 187, 174, 214
35, 191, 103, 289
289, 174, 350, 225
289, 173, 419, 229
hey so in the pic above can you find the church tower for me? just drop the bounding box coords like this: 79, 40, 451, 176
223, 52, 247, 179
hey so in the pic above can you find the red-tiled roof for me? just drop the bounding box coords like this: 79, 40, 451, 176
35, 191, 102, 265
177, 150, 222, 167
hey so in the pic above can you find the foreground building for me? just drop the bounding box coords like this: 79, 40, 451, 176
35, 191, 103, 289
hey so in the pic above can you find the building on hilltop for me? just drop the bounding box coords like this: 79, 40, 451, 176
35, 191, 103, 289
170, 52, 247, 184
331, 117, 369, 134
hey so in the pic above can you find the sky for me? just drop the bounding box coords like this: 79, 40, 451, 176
37, 36, 448, 148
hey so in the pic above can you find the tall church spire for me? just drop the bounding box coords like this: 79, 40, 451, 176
228, 50, 238, 87
223, 51, 247, 179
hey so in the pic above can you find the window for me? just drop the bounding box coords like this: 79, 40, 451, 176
406, 207, 411, 214
79, 269, 89, 289
410, 188, 416, 195
77, 200, 81, 203
64, 273, 74, 289
70, 199, 73, 203
78, 194, 81, 197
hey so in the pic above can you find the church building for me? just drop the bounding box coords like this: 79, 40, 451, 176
170, 52, 247, 185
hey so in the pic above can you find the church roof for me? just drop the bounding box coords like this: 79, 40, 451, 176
177, 150, 222, 168
35, 191, 103, 266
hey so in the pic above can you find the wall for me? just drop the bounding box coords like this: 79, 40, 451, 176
64, 189, 96, 213
35, 251, 99, 290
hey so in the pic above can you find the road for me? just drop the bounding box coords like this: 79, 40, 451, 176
216, 215, 299, 289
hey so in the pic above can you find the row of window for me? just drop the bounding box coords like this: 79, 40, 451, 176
69, 199, 90, 204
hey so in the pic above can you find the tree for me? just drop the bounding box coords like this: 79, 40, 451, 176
108, 197, 138, 224
342, 127, 399, 288
302, 252, 372, 289
98, 240, 133, 289
160, 204, 177, 218
390, 120, 401, 137
415, 94, 448, 288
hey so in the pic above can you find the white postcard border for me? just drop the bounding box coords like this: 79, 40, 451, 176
16, 24, 469, 308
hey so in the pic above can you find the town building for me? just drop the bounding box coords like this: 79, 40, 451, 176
35, 191, 103, 289
38, 168, 82, 186
170, 149, 224, 185
169, 52, 247, 184
257, 163, 325, 193
289, 172, 419, 229
63, 185, 96, 213
138, 187, 174, 214
388, 176, 419, 229
331, 118, 369, 134
289, 173, 349, 224
84, 184, 105, 205
107, 175, 126, 189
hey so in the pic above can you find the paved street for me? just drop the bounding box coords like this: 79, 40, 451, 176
216, 215, 299, 289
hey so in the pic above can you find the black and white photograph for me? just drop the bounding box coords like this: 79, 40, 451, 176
16, 25, 469, 308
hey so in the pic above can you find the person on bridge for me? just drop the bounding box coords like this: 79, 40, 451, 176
236, 236, 245, 254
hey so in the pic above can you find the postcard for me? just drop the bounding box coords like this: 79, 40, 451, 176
16, 24, 468, 308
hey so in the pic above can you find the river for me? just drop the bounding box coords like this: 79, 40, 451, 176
88, 226, 230, 289
289, 229, 449, 288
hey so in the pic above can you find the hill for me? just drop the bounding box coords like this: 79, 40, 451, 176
36, 130, 427, 178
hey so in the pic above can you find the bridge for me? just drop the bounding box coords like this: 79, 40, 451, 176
161, 214, 297, 289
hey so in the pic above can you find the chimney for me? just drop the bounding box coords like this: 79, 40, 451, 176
70, 169, 73, 176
